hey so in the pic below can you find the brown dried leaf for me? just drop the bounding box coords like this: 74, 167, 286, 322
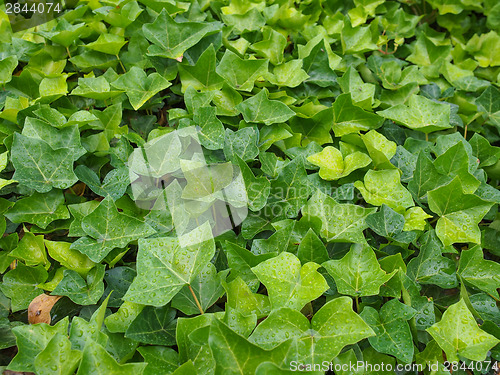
28, 294, 62, 324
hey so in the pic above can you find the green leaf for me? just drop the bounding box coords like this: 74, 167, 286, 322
123, 223, 215, 306
360, 299, 417, 363
236, 88, 295, 125
111, 66, 172, 110
297, 228, 329, 265
125, 305, 176, 345
377, 95, 453, 133
0, 263, 48, 312
223, 127, 259, 162
322, 244, 396, 297
251, 251, 328, 310
354, 169, 414, 211
216, 50, 269, 92
236, 156, 270, 212
476, 85, 500, 127
33, 333, 82, 375
365, 204, 405, 238
138, 346, 179, 375
84, 33, 128, 56
307, 146, 371, 181
70, 197, 155, 263
76, 342, 146, 375
427, 177, 493, 246
143, 9, 220, 60
178, 44, 224, 92
194, 106, 225, 150
0, 56, 18, 85
7, 318, 69, 372
427, 299, 499, 362
172, 263, 227, 315
9, 231, 48, 267
249, 296, 375, 364
11, 133, 78, 193
51, 265, 105, 305
332, 93, 384, 137
71, 76, 124, 100
458, 245, 500, 299
301, 189, 376, 244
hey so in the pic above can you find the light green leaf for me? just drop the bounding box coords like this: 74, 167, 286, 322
249, 297, 375, 364
427, 299, 499, 362
178, 45, 224, 92
307, 146, 371, 180
143, 9, 220, 60
427, 177, 493, 246
33, 333, 82, 375
84, 33, 127, 56
236, 88, 295, 125
301, 189, 376, 243
377, 95, 453, 133
251, 251, 328, 310
322, 244, 396, 297
76, 342, 146, 375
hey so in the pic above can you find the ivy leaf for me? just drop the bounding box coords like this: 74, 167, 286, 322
74, 165, 129, 201
476, 85, 500, 127
297, 228, 329, 265
301, 189, 376, 244
289, 107, 333, 146
51, 265, 105, 305
178, 45, 224, 92
84, 33, 128, 56
11, 133, 78, 193
111, 66, 172, 110
360, 299, 417, 363
427, 177, 493, 246
458, 245, 500, 299
76, 342, 146, 375
377, 95, 453, 133
0, 56, 18, 85
306, 146, 371, 181
70, 197, 155, 263
249, 297, 375, 363
143, 9, 220, 60
138, 346, 179, 375
123, 223, 215, 306
223, 127, 259, 162
193, 106, 225, 150
125, 305, 176, 345
235, 156, 270, 212
10, 231, 48, 267
267, 157, 310, 219
322, 244, 396, 297
0, 263, 48, 312
171, 263, 228, 315
33, 333, 82, 375
71, 76, 124, 100
407, 230, 457, 288
7, 317, 69, 373
332, 93, 384, 137
365, 204, 405, 238
427, 299, 499, 362
216, 50, 269, 92
236, 88, 295, 125
251, 251, 328, 310
354, 169, 414, 211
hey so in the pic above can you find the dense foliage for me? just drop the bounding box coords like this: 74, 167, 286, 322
1, 0, 500, 373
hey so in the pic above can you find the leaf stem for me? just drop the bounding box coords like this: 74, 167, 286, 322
116, 55, 127, 73
66, 46, 72, 59
355, 296, 359, 313
188, 284, 204, 315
